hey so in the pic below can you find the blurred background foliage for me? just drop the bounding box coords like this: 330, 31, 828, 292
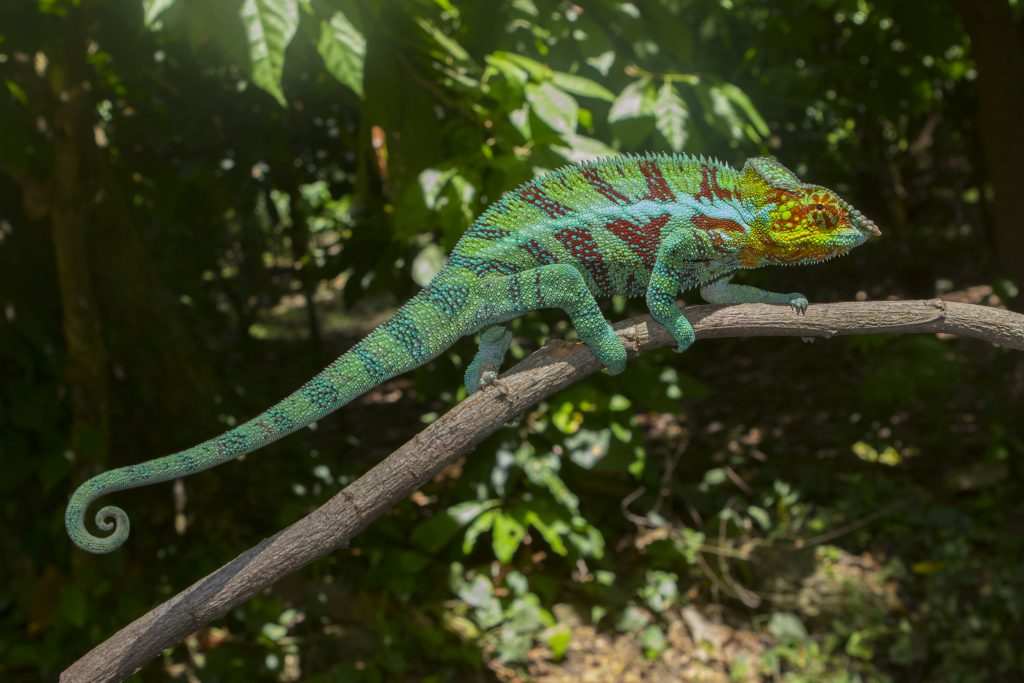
1, 0, 1023, 680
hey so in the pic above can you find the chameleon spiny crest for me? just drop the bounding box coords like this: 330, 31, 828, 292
66, 153, 879, 553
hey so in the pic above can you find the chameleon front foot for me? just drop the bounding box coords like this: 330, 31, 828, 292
788, 293, 809, 314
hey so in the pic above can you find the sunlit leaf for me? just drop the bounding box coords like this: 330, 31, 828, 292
653, 81, 688, 151
546, 625, 571, 660
416, 17, 471, 64
551, 71, 614, 102
608, 77, 652, 123
525, 82, 577, 136
462, 509, 497, 554
492, 510, 526, 563
768, 612, 808, 643
239, 0, 300, 106
716, 81, 770, 139
486, 53, 530, 88
317, 11, 365, 96
747, 505, 771, 530
490, 50, 548, 79
523, 509, 569, 556
142, 0, 176, 27
640, 624, 667, 658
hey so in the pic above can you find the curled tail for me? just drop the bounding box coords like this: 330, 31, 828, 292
66, 283, 476, 553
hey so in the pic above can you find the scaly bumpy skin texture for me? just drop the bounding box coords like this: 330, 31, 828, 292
66, 154, 880, 553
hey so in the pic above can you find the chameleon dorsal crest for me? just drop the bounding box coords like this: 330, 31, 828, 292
742, 157, 803, 191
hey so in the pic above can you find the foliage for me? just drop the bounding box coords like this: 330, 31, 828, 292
0, 0, 1022, 681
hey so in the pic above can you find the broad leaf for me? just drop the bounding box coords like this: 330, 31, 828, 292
608, 77, 652, 123
239, 0, 300, 106
653, 81, 688, 151
525, 82, 577, 136
317, 11, 365, 96
491, 50, 548, 80
492, 510, 526, 563
551, 71, 614, 102
717, 82, 769, 139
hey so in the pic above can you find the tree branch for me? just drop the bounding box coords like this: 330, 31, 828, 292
61, 300, 1024, 682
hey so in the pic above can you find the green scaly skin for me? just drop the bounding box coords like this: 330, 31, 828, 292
66, 154, 880, 553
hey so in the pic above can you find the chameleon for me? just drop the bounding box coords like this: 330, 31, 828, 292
66, 153, 880, 553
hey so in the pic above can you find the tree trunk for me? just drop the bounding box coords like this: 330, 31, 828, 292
50, 13, 110, 465
953, 0, 1024, 312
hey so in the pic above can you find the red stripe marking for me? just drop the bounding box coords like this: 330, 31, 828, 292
553, 227, 611, 291
605, 213, 671, 269
518, 184, 572, 218
519, 238, 558, 265
581, 166, 630, 205
638, 160, 676, 201
691, 213, 745, 234
695, 164, 733, 202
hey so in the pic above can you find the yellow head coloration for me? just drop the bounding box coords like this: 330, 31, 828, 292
739, 157, 880, 267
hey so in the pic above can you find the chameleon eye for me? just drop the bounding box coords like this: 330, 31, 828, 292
813, 203, 825, 211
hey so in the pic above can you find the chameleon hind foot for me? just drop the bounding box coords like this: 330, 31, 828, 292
465, 325, 514, 394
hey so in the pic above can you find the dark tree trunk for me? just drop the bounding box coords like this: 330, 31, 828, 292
49, 12, 111, 465
953, 0, 1024, 312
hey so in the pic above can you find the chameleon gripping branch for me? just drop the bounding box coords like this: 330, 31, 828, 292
66, 154, 881, 553
61, 300, 1024, 683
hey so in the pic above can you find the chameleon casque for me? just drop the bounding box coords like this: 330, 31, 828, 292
66, 153, 880, 553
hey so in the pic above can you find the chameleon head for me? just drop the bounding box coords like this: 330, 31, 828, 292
740, 157, 881, 267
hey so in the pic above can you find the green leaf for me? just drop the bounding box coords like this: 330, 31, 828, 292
565, 427, 611, 469
486, 53, 530, 88
490, 51, 548, 80
609, 78, 655, 147
640, 570, 679, 613
615, 604, 651, 632
546, 625, 572, 660
462, 509, 497, 554
524, 509, 569, 556
525, 82, 577, 136
416, 17, 471, 64
551, 71, 614, 102
702, 467, 727, 486
492, 510, 526, 563
768, 612, 808, 643
640, 624, 668, 659
747, 505, 771, 530
317, 11, 366, 96
239, 0, 300, 106
717, 82, 769, 139
608, 77, 652, 123
653, 81, 688, 151
142, 0, 176, 27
